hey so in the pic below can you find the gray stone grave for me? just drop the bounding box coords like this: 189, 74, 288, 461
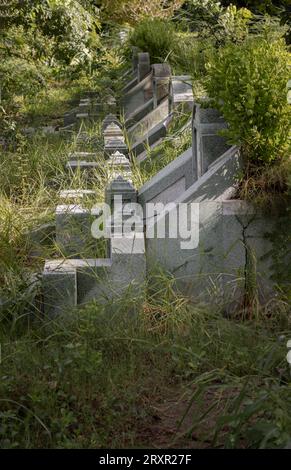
107, 151, 132, 182
128, 97, 170, 145
169, 76, 194, 112
152, 63, 171, 108
55, 204, 99, 258
137, 52, 151, 81
192, 103, 231, 179
43, 174, 146, 316
102, 114, 121, 132
123, 73, 154, 119
103, 123, 125, 144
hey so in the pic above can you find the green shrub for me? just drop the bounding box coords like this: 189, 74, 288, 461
172, 34, 214, 77
129, 18, 177, 62
205, 33, 291, 164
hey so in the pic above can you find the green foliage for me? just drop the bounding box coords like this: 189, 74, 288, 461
205, 32, 291, 164
221, 1, 290, 16
129, 18, 177, 62
0, 288, 290, 448
182, 1, 253, 42
0, 58, 45, 102
99, 0, 184, 25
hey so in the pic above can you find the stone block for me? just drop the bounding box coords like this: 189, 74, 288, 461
43, 260, 77, 317
107, 151, 132, 181
169, 76, 194, 112
177, 146, 242, 204
123, 74, 153, 118
104, 140, 128, 158
138, 147, 193, 205
55, 204, 94, 257
137, 52, 150, 81
102, 114, 121, 132
152, 63, 171, 107
128, 98, 169, 145
192, 104, 231, 179
59, 189, 96, 202
125, 99, 154, 129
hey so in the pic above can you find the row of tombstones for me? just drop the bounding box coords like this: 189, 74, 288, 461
42, 51, 206, 316
43, 87, 144, 315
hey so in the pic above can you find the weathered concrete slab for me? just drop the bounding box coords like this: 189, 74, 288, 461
125, 98, 154, 129
152, 63, 171, 107
169, 76, 194, 112
145, 198, 276, 309
131, 113, 173, 161
138, 146, 193, 205
123, 73, 153, 118
128, 98, 169, 144
177, 146, 242, 203
59, 189, 96, 201
137, 52, 150, 81
43, 260, 77, 317
192, 104, 231, 178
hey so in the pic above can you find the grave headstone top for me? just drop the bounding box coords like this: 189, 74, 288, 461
169, 76, 194, 112
105, 175, 137, 209
102, 114, 121, 131
152, 63, 172, 107
137, 52, 151, 82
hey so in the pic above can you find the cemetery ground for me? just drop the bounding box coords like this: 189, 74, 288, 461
1, 4, 291, 450
0, 92, 290, 447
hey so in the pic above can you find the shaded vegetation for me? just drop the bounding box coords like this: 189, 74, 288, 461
0, 0, 290, 450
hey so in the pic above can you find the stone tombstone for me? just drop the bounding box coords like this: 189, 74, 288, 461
169, 76, 194, 112
104, 139, 128, 158
152, 63, 172, 108
103, 123, 125, 144
107, 151, 132, 181
105, 175, 137, 209
105, 176, 138, 235
102, 114, 121, 132
137, 52, 151, 82
192, 103, 231, 179
55, 204, 93, 258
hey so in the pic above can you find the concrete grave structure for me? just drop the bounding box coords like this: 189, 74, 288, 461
152, 64, 171, 108
137, 52, 151, 82
106, 151, 132, 182
43, 51, 280, 317
169, 76, 194, 112
43, 176, 145, 316
192, 104, 231, 179
123, 73, 154, 120
102, 114, 121, 132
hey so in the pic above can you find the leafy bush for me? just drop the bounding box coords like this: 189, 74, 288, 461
0, 58, 45, 102
205, 32, 291, 164
129, 18, 177, 62
182, 1, 254, 43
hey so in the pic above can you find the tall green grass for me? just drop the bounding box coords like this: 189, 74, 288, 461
0, 270, 290, 448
